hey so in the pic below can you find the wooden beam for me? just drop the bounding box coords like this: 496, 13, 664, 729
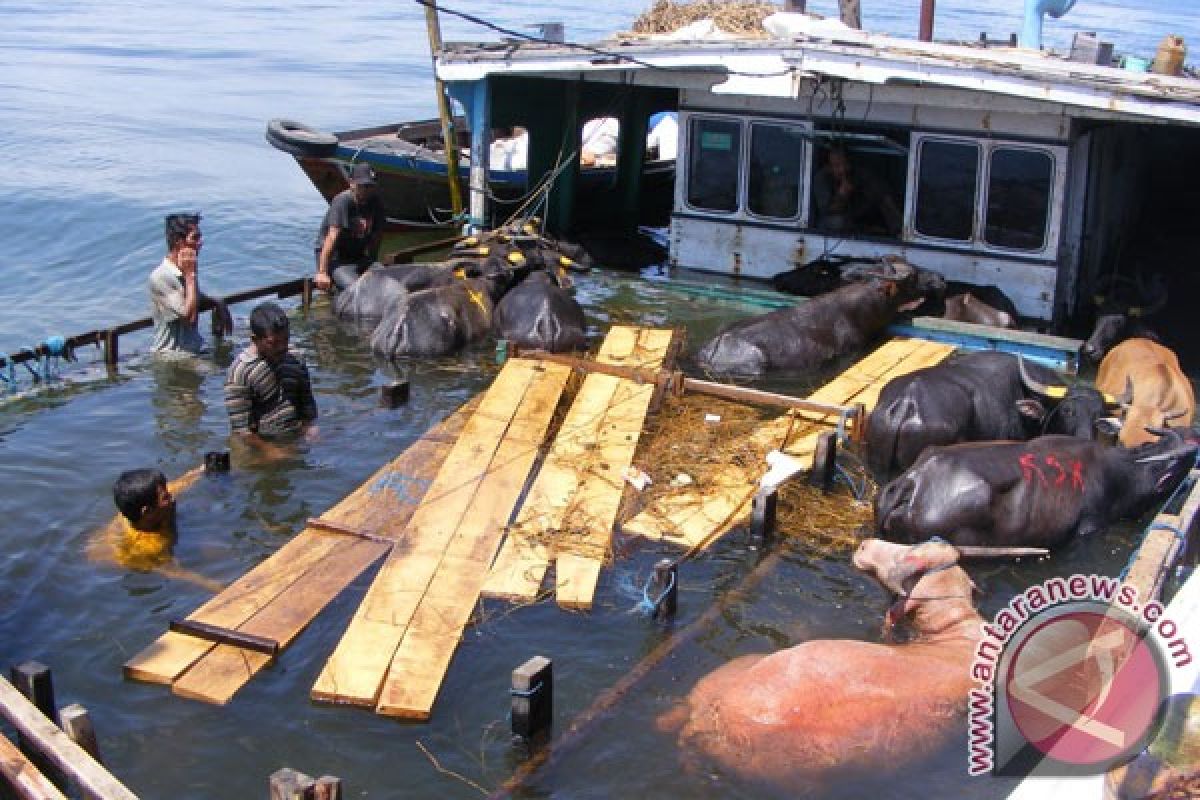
0, 678, 137, 800
0, 734, 66, 800
168, 619, 280, 656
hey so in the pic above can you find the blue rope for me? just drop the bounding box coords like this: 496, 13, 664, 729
509, 681, 543, 698
834, 462, 868, 502
635, 569, 676, 616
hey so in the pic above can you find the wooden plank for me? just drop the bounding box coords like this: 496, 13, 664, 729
556, 328, 676, 609
483, 327, 644, 601
0, 733, 67, 800
1125, 469, 1200, 602
375, 361, 571, 719
0, 678, 137, 800
312, 358, 542, 707
124, 400, 474, 689
623, 338, 955, 552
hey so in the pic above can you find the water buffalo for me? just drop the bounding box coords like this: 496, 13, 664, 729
369, 266, 519, 359
867, 352, 1111, 475
493, 270, 586, 352
695, 258, 919, 377
874, 428, 1197, 549
939, 284, 1019, 329
333, 263, 455, 321
656, 539, 980, 790
1096, 338, 1194, 447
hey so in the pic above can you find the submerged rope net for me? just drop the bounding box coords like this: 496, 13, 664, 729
629, 0, 778, 36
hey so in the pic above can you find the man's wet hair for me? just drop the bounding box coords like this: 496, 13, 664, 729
113, 468, 166, 523
165, 213, 202, 251
249, 302, 289, 338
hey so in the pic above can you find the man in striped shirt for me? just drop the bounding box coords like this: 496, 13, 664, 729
224, 302, 317, 453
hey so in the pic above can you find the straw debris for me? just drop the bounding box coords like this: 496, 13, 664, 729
630, 0, 778, 36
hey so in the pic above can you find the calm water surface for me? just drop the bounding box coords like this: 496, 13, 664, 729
0, 1, 1197, 798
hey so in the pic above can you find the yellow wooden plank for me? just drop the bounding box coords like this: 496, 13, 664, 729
483, 327, 648, 600
312, 358, 541, 706
375, 362, 571, 718
124, 400, 475, 688
623, 338, 954, 553
556, 328, 676, 609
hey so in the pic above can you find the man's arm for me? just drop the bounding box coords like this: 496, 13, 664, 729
177, 246, 200, 326
315, 227, 339, 292
199, 293, 234, 336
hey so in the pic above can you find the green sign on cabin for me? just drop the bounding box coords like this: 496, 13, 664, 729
700, 131, 734, 151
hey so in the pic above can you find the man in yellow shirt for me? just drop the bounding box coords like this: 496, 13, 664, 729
88, 467, 221, 591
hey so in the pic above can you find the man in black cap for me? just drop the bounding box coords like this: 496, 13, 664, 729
313, 162, 387, 291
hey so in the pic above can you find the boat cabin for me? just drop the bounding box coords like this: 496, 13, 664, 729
437, 17, 1200, 331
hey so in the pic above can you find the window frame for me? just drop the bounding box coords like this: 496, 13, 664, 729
907, 132, 1066, 259
744, 119, 811, 223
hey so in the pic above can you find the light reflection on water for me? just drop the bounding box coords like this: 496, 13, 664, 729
0, 0, 1192, 796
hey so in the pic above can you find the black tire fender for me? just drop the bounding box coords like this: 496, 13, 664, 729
265, 118, 338, 158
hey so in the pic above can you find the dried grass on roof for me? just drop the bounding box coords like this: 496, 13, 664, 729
630, 0, 778, 36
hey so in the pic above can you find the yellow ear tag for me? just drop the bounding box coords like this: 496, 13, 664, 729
477, 246, 490, 256
522, 224, 535, 235
1047, 386, 1067, 399
453, 267, 466, 279
498, 234, 510, 243
507, 251, 526, 265
559, 256, 572, 267
1102, 393, 1117, 405
463, 236, 478, 247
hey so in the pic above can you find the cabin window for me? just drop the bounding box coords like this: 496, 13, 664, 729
686, 117, 741, 213
984, 147, 1053, 251
747, 122, 804, 220
808, 130, 907, 238
914, 139, 980, 241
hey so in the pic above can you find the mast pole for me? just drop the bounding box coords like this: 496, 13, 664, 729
423, 1, 465, 219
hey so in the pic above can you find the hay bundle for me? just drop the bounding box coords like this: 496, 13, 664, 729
630, 0, 779, 36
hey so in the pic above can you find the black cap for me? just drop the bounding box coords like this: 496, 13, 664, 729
349, 163, 376, 186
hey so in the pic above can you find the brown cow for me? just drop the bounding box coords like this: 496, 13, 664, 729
1096, 338, 1194, 446
656, 539, 980, 790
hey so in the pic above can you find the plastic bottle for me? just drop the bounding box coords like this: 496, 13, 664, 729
1151, 34, 1186, 77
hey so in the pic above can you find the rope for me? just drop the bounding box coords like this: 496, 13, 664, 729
509, 681, 544, 698
634, 568, 676, 616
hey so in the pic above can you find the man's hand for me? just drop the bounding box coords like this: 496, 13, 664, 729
178, 246, 198, 280
313, 272, 332, 292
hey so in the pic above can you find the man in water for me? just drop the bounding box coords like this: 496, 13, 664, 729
811, 146, 903, 236
313, 163, 386, 292
224, 302, 317, 459
88, 466, 222, 591
147, 212, 233, 353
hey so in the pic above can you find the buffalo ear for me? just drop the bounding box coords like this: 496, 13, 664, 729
1016, 398, 1046, 421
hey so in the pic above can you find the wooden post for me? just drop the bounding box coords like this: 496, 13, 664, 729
270, 767, 315, 800
102, 330, 118, 368
380, 380, 410, 408
651, 559, 678, 620
10, 664, 56, 727
511, 656, 552, 741
59, 704, 101, 800
809, 431, 837, 491
838, 0, 861, 28
314, 776, 342, 800
783, 0, 806, 9
751, 487, 778, 543
301, 277, 313, 310
850, 402, 867, 444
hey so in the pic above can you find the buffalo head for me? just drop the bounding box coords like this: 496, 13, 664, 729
1015, 356, 1126, 439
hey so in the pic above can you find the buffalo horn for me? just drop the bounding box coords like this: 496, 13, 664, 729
1162, 408, 1189, 423
956, 545, 1050, 559
1135, 444, 1197, 464
1017, 356, 1067, 400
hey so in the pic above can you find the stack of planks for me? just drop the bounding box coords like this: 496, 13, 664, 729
312, 355, 576, 718
623, 337, 956, 551
123, 396, 480, 704
484, 326, 677, 609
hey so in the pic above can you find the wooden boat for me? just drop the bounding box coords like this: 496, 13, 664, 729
265, 116, 676, 232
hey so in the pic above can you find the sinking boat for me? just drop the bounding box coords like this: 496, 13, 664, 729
265, 116, 676, 232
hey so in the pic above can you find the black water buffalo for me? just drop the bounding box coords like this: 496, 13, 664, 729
867, 352, 1112, 475
873, 428, 1197, 549
333, 263, 456, 321
370, 267, 519, 359
695, 258, 919, 377
493, 270, 586, 352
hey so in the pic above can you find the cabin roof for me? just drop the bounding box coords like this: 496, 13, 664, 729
437, 19, 1200, 127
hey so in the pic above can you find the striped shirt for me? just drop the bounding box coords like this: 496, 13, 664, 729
224, 345, 317, 436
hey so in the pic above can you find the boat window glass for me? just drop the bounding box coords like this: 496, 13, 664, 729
686, 117, 742, 213
747, 122, 804, 220
984, 147, 1053, 251
915, 139, 979, 241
